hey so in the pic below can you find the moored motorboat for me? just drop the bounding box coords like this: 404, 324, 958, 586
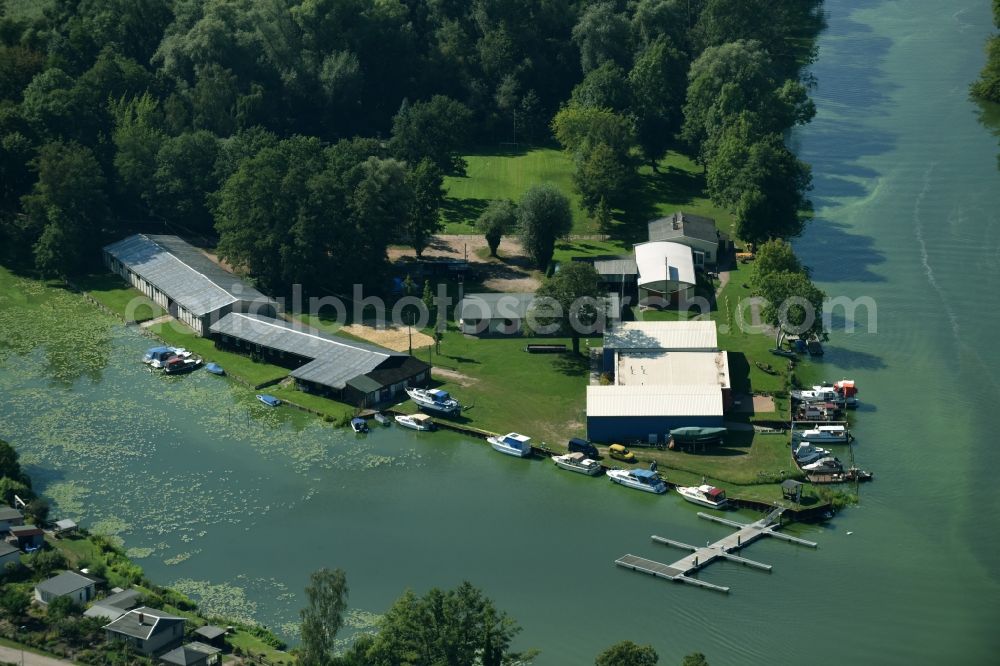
487, 432, 533, 458
143, 346, 172, 365
395, 413, 434, 431
676, 484, 728, 509
551, 452, 602, 476
607, 468, 667, 494
163, 355, 202, 374
833, 379, 859, 409
791, 388, 840, 404
373, 412, 391, 426
794, 442, 832, 465
796, 425, 850, 444
204, 362, 225, 375
406, 388, 461, 415
801, 456, 844, 473
351, 417, 369, 433
257, 394, 281, 407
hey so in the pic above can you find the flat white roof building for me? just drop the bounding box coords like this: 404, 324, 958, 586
586, 385, 723, 418
617, 350, 730, 389
603, 321, 718, 351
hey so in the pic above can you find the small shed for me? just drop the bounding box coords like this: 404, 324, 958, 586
193, 625, 227, 648
781, 479, 804, 503
8, 525, 44, 551
160, 642, 221, 666
54, 519, 78, 535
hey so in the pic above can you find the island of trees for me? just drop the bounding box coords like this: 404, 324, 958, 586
972, 0, 1000, 102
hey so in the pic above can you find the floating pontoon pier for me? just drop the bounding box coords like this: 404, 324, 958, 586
615, 508, 817, 593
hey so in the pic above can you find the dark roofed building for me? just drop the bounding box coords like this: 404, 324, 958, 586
8, 525, 44, 550
105, 607, 186, 656
0, 506, 23, 531
211, 313, 429, 406
103, 234, 278, 335
0, 541, 21, 568
192, 625, 227, 647
34, 570, 97, 605
647, 211, 722, 268
159, 642, 222, 666
85, 588, 143, 621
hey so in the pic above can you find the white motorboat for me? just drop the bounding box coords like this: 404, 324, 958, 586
791, 388, 839, 404
406, 388, 461, 415
395, 413, 434, 431
373, 412, 392, 426
801, 456, 844, 473
551, 452, 602, 476
488, 432, 533, 458
607, 468, 667, 494
676, 484, 728, 509
797, 425, 850, 443
794, 442, 831, 464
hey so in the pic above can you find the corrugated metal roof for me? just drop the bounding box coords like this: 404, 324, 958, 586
647, 212, 719, 244
36, 571, 94, 596
211, 313, 405, 390
103, 234, 273, 317
603, 321, 718, 351
593, 258, 638, 276
634, 241, 696, 291
617, 351, 730, 388
457, 293, 536, 320
587, 385, 723, 417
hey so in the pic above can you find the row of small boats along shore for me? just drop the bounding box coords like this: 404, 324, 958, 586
142, 345, 225, 376
789, 380, 873, 483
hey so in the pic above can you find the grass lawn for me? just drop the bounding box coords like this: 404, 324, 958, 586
268, 384, 356, 424
417, 329, 593, 444
442, 148, 592, 234
74, 273, 165, 322
441, 148, 736, 243
146, 321, 289, 388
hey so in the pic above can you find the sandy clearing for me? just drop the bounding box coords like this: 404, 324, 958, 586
431, 367, 479, 386
341, 323, 434, 351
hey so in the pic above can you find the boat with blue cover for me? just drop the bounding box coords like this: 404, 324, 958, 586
487, 432, 533, 458
351, 417, 369, 433
205, 363, 225, 376
607, 468, 667, 494
257, 394, 281, 407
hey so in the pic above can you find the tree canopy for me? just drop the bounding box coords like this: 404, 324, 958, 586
595, 640, 659, 666
299, 568, 349, 666
476, 199, 518, 257
532, 261, 603, 352
517, 184, 573, 269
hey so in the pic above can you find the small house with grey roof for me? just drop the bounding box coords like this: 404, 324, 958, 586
211, 313, 430, 406
647, 211, 724, 268
0, 506, 23, 532
103, 234, 278, 335
34, 570, 97, 605
105, 606, 186, 656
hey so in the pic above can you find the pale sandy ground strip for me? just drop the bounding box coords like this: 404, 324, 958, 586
340, 323, 434, 351
389, 235, 541, 293
0, 645, 75, 666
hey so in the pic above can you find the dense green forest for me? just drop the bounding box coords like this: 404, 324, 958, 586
972, 0, 1000, 103
0, 0, 824, 298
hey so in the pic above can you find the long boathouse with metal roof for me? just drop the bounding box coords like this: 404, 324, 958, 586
103, 234, 278, 335
211, 313, 430, 406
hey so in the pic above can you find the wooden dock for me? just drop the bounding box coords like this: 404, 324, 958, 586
615, 508, 817, 593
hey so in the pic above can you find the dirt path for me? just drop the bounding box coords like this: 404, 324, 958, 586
0, 645, 75, 666
431, 367, 479, 386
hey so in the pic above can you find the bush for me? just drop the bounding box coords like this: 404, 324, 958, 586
29, 549, 67, 578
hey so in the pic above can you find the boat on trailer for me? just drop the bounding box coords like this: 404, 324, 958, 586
406, 388, 462, 415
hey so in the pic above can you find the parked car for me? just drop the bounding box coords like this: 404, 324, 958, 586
608, 444, 636, 463
568, 438, 600, 459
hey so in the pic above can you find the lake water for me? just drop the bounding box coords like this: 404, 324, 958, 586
2, 0, 1000, 663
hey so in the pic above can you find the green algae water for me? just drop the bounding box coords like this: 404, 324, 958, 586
2, 0, 1000, 663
